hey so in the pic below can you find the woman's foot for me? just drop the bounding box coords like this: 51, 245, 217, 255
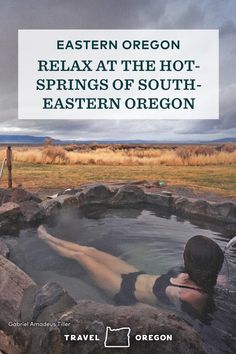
37, 225, 63, 246
37, 224, 85, 253
37, 225, 50, 240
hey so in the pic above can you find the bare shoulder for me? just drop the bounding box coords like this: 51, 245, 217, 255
179, 288, 208, 310
167, 273, 208, 310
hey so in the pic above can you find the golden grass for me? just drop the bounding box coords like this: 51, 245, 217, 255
0, 162, 235, 198
0, 144, 235, 198
0, 143, 236, 167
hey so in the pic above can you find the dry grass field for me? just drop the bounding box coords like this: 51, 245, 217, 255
0, 143, 235, 198
0, 143, 236, 166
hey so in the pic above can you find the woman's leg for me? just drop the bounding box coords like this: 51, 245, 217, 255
39, 238, 79, 260
38, 225, 138, 275
75, 252, 122, 297
38, 225, 84, 252
82, 247, 138, 274
37, 235, 121, 297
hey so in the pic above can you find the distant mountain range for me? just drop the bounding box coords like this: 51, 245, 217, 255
0, 135, 62, 144
0, 135, 235, 144
211, 137, 236, 143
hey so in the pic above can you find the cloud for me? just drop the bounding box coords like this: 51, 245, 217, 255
0, 0, 236, 141
220, 20, 236, 37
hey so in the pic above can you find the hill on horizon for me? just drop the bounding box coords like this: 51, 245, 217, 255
0, 134, 235, 144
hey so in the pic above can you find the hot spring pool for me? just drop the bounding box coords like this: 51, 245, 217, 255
7, 206, 236, 354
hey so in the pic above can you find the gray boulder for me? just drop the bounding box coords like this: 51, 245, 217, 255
0, 256, 35, 322
21, 282, 76, 354
0, 254, 206, 354
38, 301, 206, 354
40, 199, 62, 219
55, 194, 79, 208
110, 185, 146, 206
0, 256, 34, 354
58, 188, 82, 196
10, 188, 42, 204
19, 200, 45, 225
214, 202, 236, 223
78, 183, 115, 206
40, 194, 79, 220
0, 202, 23, 235
0, 188, 12, 205
21, 282, 76, 323
0, 239, 9, 257
0, 200, 44, 234
145, 192, 173, 208
0, 329, 29, 354
174, 197, 236, 226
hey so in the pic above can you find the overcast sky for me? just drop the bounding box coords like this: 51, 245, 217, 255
0, 0, 235, 141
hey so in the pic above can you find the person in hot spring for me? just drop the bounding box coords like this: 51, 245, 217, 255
37, 225, 224, 312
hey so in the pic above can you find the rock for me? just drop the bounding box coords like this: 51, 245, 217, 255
0, 188, 12, 206
145, 192, 173, 207
78, 183, 114, 206
214, 202, 236, 222
32, 282, 72, 321
174, 197, 207, 216
0, 256, 34, 354
21, 282, 76, 323
1, 283, 207, 354
0, 202, 22, 222
39, 301, 206, 354
0, 239, 9, 257
55, 194, 79, 208
40, 199, 62, 220
129, 180, 148, 185
40, 194, 79, 218
110, 185, 146, 206
0, 190, 44, 233
0, 202, 23, 235
58, 188, 82, 196
228, 203, 236, 222
19, 200, 45, 225
0, 256, 35, 322
20, 282, 76, 354
161, 190, 173, 197
0, 329, 29, 354
10, 188, 42, 204
174, 197, 236, 226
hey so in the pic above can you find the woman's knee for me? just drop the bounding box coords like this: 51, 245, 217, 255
75, 246, 97, 257
85, 246, 98, 256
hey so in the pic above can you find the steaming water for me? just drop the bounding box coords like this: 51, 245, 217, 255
6, 206, 236, 354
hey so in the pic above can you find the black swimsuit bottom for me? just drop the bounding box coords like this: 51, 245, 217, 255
114, 266, 200, 306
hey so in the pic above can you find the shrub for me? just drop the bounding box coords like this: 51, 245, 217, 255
221, 143, 236, 153
42, 146, 67, 163
43, 137, 54, 146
